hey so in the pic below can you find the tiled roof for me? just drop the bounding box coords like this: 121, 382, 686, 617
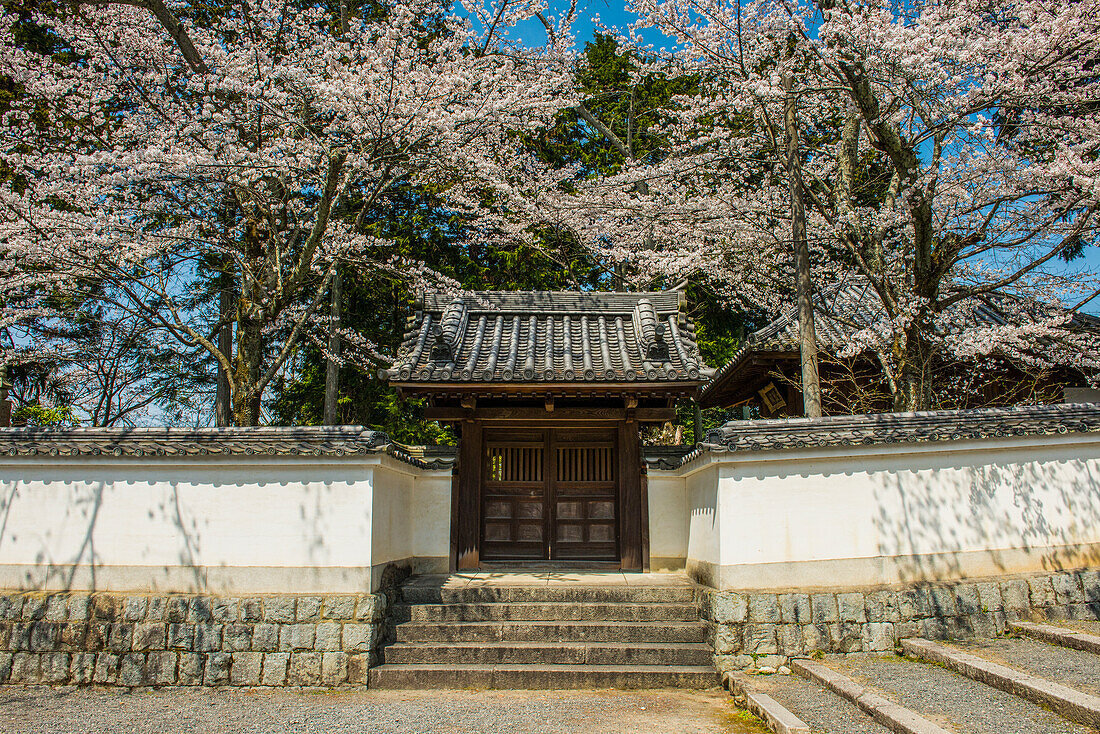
700, 276, 1100, 405
0, 426, 443, 469
698, 402, 1100, 454
381, 291, 710, 385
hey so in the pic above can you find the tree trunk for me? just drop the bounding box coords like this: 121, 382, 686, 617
323, 269, 342, 425
893, 326, 932, 412
233, 221, 265, 427
215, 286, 233, 427
784, 74, 823, 418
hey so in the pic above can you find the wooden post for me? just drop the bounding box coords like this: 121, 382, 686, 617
618, 415, 643, 571
454, 420, 482, 570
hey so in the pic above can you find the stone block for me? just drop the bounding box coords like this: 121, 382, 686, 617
147, 651, 177, 686
211, 598, 239, 622
929, 587, 958, 616
713, 625, 741, 655
0, 652, 11, 683
861, 623, 895, 652
1028, 576, 1056, 607
1051, 572, 1084, 605
133, 623, 167, 651
164, 597, 190, 624
120, 653, 148, 687
342, 624, 375, 653
288, 652, 322, 686
748, 595, 781, 623
944, 615, 975, 638
355, 594, 383, 623
777, 624, 804, 655
779, 594, 812, 624
204, 652, 231, 686
837, 593, 866, 623
1043, 605, 1069, 622
177, 653, 204, 685
0, 596, 20, 620
45, 595, 69, 622
265, 597, 295, 623
123, 597, 148, 622
43, 652, 71, 684
296, 597, 322, 622
22, 595, 48, 621
280, 624, 315, 652
1001, 580, 1030, 613
1080, 570, 1100, 603
189, 597, 214, 623
921, 616, 949, 640
346, 654, 369, 685
894, 620, 922, 640
7, 623, 30, 651
107, 623, 133, 653
194, 623, 223, 652
802, 623, 836, 653
324, 597, 356, 621
976, 582, 1003, 612
321, 652, 347, 686
742, 624, 778, 655
167, 624, 194, 650
94, 653, 120, 684
0, 623, 11, 650
711, 592, 748, 624
145, 597, 166, 622
231, 652, 263, 686
1068, 603, 1100, 621
968, 613, 999, 638
59, 623, 88, 651
865, 591, 900, 622
70, 653, 96, 684
810, 594, 839, 623
954, 584, 981, 615
224, 624, 252, 652
30, 621, 60, 652
11, 652, 41, 684
837, 621, 862, 652
252, 624, 279, 652
897, 588, 931, 620
262, 653, 290, 686
91, 595, 121, 622
315, 623, 342, 652
240, 598, 264, 623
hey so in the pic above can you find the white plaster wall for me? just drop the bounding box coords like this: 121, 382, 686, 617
681, 433, 1100, 590
370, 463, 451, 585
647, 473, 688, 569
0, 454, 447, 594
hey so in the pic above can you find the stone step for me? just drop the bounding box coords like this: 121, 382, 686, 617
394, 602, 700, 623
384, 641, 714, 666
367, 663, 718, 690
400, 585, 696, 605
394, 620, 709, 644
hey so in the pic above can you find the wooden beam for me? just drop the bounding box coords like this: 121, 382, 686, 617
424, 406, 676, 422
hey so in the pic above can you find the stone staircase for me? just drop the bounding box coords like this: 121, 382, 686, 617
368, 574, 717, 689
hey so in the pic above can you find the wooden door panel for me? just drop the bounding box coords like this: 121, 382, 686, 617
550, 428, 619, 562
481, 431, 549, 561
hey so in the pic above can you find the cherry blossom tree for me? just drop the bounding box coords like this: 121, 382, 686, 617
0, 0, 574, 425
615, 0, 1100, 410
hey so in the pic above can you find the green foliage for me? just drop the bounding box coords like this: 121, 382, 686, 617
12, 402, 74, 427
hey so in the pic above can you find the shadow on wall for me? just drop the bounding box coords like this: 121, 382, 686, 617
0, 465, 364, 594
871, 448, 1100, 584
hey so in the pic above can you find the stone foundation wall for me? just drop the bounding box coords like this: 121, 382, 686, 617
702, 568, 1100, 673
0, 591, 386, 687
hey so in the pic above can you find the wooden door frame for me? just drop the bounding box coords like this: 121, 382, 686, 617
450, 417, 646, 572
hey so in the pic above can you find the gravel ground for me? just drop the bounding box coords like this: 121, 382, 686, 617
0, 686, 766, 734
948, 637, 1100, 696
824, 653, 1093, 734
736, 672, 892, 734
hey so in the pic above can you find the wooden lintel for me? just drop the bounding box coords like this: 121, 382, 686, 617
424, 406, 676, 423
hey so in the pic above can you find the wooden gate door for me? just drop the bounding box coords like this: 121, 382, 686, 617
480, 426, 620, 563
